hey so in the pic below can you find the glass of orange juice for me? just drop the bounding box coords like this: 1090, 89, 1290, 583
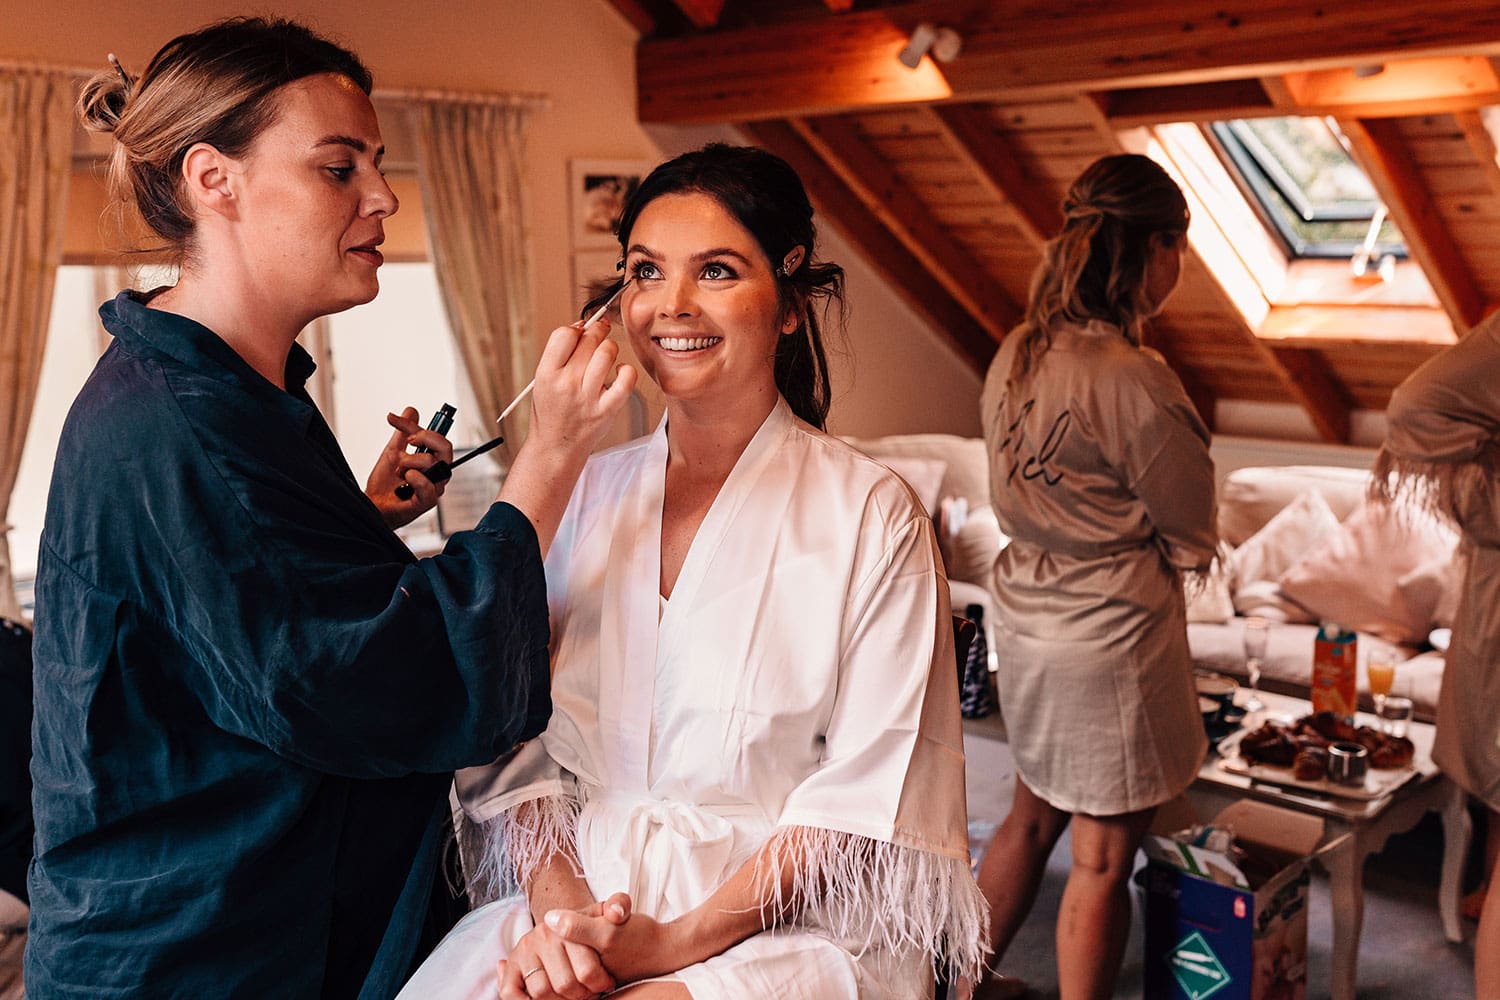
1367, 649, 1397, 722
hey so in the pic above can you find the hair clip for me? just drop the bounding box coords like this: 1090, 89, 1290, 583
777, 246, 806, 278
107, 53, 133, 97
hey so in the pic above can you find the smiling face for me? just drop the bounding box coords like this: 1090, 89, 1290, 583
227, 72, 396, 319
621, 191, 794, 416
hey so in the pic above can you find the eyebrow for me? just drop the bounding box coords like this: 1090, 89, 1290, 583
314, 135, 386, 160
626, 244, 754, 265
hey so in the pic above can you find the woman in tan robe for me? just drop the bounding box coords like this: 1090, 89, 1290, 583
1374, 313, 1500, 1000
973, 154, 1217, 999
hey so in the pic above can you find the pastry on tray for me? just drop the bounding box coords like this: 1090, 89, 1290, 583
1237, 712, 1414, 780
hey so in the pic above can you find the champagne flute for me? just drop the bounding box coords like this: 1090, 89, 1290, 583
1242, 616, 1269, 713
1367, 648, 1397, 726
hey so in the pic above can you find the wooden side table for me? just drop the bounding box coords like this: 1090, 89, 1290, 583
1187, 688, 1468, 1000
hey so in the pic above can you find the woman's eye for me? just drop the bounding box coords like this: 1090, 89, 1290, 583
701, 262, 736, 280
629, 261, 660, 281
327, 166, 354, 181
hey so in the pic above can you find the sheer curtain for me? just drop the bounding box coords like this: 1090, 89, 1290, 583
0, 69, 73, 621
411, 98, 537, 462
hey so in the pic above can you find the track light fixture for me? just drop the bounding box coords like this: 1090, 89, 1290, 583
897, 22, 962, 69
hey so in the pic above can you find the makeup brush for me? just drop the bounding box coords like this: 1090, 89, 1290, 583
495, 279, 632, 426
393, 280, 631, 497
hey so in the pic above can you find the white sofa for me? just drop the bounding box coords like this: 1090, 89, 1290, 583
848, 436, 1456, 721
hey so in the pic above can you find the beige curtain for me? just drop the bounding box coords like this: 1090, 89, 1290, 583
0, 69, 73, 622
411, 99, 536, 462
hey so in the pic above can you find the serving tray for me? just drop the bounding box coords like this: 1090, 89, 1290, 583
1215, 725, 1419, 802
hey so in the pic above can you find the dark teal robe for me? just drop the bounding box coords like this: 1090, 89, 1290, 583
27, 291, 550, 998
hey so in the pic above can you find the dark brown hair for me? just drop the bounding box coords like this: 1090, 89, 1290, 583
582, 143, 845, 430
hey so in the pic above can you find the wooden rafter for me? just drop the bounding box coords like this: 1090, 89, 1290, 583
1457, 107, 1500, 216
637, 1, 1500, 124
738, 120, 997, 370
925, 103, 1062, 246
1337, 116, 1485, 332
789, 115, 1020, 343
670, 0, 724, 30
603, 0, 654, 35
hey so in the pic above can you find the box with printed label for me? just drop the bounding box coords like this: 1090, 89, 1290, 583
1140, 800, 1324, 1000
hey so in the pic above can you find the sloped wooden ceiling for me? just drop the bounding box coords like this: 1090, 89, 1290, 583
608, 0, 1500, 442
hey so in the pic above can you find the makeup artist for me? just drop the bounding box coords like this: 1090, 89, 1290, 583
27, 18, 634, 1000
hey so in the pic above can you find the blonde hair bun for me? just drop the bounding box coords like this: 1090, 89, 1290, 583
78, 68, 130, 135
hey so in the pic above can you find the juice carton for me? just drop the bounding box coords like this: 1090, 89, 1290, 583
1311, 623, 1357, 719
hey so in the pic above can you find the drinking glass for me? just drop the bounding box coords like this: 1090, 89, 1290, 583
1242, 616, 1269, 713
1367, 648, 1397, 721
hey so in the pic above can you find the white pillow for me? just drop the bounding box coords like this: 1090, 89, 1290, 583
879, 456, 947, 518
1396, 549, 1464, 631
940, 502, 1007, 586
1279, 500, 1458, 645
1227, 490, 1341, 622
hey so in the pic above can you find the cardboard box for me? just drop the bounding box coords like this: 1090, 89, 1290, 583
1141, 800, 1324, 1000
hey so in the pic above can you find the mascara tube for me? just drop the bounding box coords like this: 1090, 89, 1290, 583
395, 403, 456, 500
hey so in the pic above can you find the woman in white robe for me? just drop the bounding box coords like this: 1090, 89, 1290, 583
1373, 313, 1500, 999
399, 144, 985, 1000
971, 154, 1216, 1000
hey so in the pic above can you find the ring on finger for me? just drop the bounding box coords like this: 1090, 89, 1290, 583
522, 967, 545, 979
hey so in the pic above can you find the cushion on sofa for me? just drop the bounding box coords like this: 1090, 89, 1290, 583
1217, 465, 1370, 547
939, 500, 1007, 587
1279, 500, 1459, 645
846, 434, 990, 516
1226, 490, 1341, 622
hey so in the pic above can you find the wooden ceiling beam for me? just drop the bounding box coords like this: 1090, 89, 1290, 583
1336, 116, 1485, 332
789, 114, 1020, 343
1457, 107, 1500, 208
1269, 347, 1353, 443
925, 103, 1063, 246
603, 0, 655, 36
738, 120, 997, 371
669, 0, 724, 30
637, 1, 1500, 124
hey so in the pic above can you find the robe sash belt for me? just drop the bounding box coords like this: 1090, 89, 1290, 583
577, 791, 762, 921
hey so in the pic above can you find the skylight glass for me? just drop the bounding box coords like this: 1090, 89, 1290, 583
1210, 116, 1407, 260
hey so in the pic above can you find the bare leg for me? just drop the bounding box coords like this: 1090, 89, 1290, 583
972, 777, 1070, 988
1478, 808, 1500, 1000
1054, 806, 1157, 1000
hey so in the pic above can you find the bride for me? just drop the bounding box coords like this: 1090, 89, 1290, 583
401, 143, 986, 1000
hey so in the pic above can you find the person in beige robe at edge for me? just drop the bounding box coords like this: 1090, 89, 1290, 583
970, 153, 1217, 1000
1372, 313, 1500, 1000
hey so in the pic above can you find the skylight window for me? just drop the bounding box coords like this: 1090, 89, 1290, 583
1210, 116, 1406, 261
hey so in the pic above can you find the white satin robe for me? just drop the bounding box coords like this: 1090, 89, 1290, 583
400, 399, 983, 999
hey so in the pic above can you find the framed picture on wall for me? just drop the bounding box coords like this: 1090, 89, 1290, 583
571, 249, 624, 316
570, 159, 650, 249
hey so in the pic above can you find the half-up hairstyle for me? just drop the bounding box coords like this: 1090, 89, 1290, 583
581, 143, 845, 430
1010, 153, 1188, 385
78, 18, 371, 262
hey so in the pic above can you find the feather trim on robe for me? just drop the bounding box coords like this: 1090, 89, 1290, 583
752, 825, 990, 982
1370, 443, 1500, 528
461, 791, 584, 906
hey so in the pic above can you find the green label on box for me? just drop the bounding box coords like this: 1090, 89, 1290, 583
1166, 931, 1232, 999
